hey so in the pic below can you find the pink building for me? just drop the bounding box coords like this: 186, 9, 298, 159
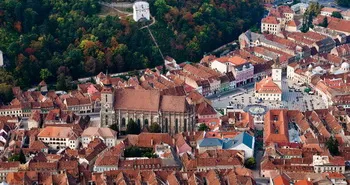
210, 56, 254, 86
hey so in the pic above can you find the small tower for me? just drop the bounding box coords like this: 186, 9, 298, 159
100, 76, 115, 128
272, 57, 282, 89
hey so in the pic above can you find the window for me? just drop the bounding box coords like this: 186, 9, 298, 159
165, 118, 168, 133
175, 119, 179, 133
122, 118, 126, 127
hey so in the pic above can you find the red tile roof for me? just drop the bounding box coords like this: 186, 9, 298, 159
256, 77, 282, 94
264, 110, 289, 144
262, 16, 280, 24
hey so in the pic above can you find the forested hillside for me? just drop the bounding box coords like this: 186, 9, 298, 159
0, 0, 263, 94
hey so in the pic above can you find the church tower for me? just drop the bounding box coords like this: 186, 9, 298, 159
272, 57, 282, 89
100, 76, 115, 128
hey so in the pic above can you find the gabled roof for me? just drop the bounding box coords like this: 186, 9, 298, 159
256, 77, 282, 94
82, 127, 117, 138
114, 89, 160, 112
262, 16, 280, 24
198, 138, 223, 147
273, 174, 290, 185
233, 132, 254, 149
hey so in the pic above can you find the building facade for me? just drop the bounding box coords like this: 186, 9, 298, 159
37, 126, 80, 150
81, 127, 117, 148
255, 59, 283, 101
100, 80, 196, 135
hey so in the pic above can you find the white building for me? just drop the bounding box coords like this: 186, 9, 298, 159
28, 111, 41, 129
0, 50, 3, 67
210, 56, 254, 86
272, 59, 282, 89
0, 162, 19, 182
320, 7, 341, 17
164, 56, 180, 70
312, 155, 345, 173
81, 127, 117, 148
261, 16, 281, 35
255, 58, 283, 101
38, 126, 80, 150
291, 3, 309, 14
196, 132, 255, 159
226, 132, 255, 159
155, 143, 174, 159
0, 107, 23, 117
342, 10, 350, 20
133, 1, 150, 22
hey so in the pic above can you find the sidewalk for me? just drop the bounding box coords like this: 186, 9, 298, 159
207, 82, 255, 100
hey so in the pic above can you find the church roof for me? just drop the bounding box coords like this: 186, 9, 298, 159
113, 89, 188, 112
114, 89, 160, 112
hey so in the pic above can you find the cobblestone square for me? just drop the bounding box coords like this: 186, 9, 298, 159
211, 77, 328, 111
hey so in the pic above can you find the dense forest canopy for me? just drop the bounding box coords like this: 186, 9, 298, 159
0, 0, 264, 92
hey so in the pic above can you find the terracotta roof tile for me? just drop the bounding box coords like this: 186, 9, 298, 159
262, 16, 280, 24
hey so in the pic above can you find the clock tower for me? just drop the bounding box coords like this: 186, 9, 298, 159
272, 57, 282, 89
100, 76, 115, 128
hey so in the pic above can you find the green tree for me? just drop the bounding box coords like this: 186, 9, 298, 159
244, 157, 256, 169
126, 119, 141, 135
301, 14, 309, 33
331, 11, 343, 18
198, 123, 209, 131
142, 151, 157, 158
0, 83, 14, 104
149, 122, 161, 133
319, 16, 328, 27
0, 0, 265, 89
154, 0, 171, 20
124, 146, 142, 157
40, 68, 52, 81
56, 73, 72, 91
109, 124, 119, 132
325, 136, 340, 156
19, 149, 26, 164
8, 154, 20, 162
306, 2, 322, 16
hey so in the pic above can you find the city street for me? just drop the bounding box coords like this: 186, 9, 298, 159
210, 77, 327, 111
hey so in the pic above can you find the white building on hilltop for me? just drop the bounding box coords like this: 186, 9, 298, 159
0, 50, 3, 67
255, 58, 283, 101
133, 1, 150, 22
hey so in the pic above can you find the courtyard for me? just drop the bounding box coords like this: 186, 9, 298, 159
210, 77, 327, 112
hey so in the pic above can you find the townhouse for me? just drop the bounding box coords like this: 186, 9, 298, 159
37, 126, 80, 150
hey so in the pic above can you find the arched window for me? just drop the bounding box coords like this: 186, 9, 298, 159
165, 118, 168, 133
175, 118, 179, 133
122, 118, 126, 127
144, 119, 149, 127
137, 119, 141, 128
